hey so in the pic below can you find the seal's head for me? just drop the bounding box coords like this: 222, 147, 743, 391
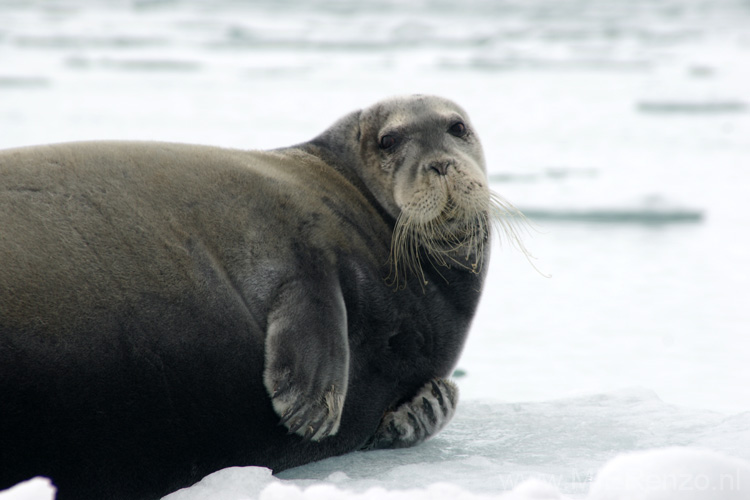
354, 95, 520, 286
308, 94, 526, 287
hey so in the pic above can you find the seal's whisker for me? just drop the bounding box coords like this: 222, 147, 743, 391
488, 191, 531, 251
410, 224, 427, 286
387, 210, 432, 289
488, 190, 547, 277
389, 188, 541, 288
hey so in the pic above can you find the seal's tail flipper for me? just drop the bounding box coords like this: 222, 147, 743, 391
362, 378, 457, 450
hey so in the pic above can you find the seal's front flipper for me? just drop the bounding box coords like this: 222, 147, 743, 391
263, 275, 349, 441
362, 378, 458, 450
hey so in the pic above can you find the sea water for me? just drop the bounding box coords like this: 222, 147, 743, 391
1, 1, 749, 499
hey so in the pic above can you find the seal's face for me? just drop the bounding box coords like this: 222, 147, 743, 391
358, 95, 492, 285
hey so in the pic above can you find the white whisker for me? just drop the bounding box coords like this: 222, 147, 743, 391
387, 181, 544, 290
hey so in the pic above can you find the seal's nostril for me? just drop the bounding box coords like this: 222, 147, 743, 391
426, 161, 450, 176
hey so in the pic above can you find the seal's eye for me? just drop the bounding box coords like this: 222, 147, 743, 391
449, 122, 467, 137
379, 134, 398, 150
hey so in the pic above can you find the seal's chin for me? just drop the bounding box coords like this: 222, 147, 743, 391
387, 201, 490, 289
387, 187, 530, 289
434, 215, 486, 246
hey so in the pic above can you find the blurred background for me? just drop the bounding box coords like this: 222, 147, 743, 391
1, 0, 748, 414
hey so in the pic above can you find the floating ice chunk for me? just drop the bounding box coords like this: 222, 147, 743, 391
517, 207, 703, 224
518, 194, 703, 224
588, 447, 750, 500
637, 101, 747, 114
0, 477, 55, 500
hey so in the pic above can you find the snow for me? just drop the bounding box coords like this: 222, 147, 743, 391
0, 478, 55, 500
589, 448, 750, 500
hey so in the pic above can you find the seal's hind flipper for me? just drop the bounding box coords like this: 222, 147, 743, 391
362, 378, 457, 450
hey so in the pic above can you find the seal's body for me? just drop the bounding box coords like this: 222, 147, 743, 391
0, 96, 491, 500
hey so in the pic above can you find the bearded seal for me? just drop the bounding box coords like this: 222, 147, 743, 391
0, 95, 521, 500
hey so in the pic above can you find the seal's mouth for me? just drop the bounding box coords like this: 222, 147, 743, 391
432, 213, 490, 260
425, 191, 488, 242
438, 217, 483, 242
386, 189, 531, 290
386, 205, 490, 289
